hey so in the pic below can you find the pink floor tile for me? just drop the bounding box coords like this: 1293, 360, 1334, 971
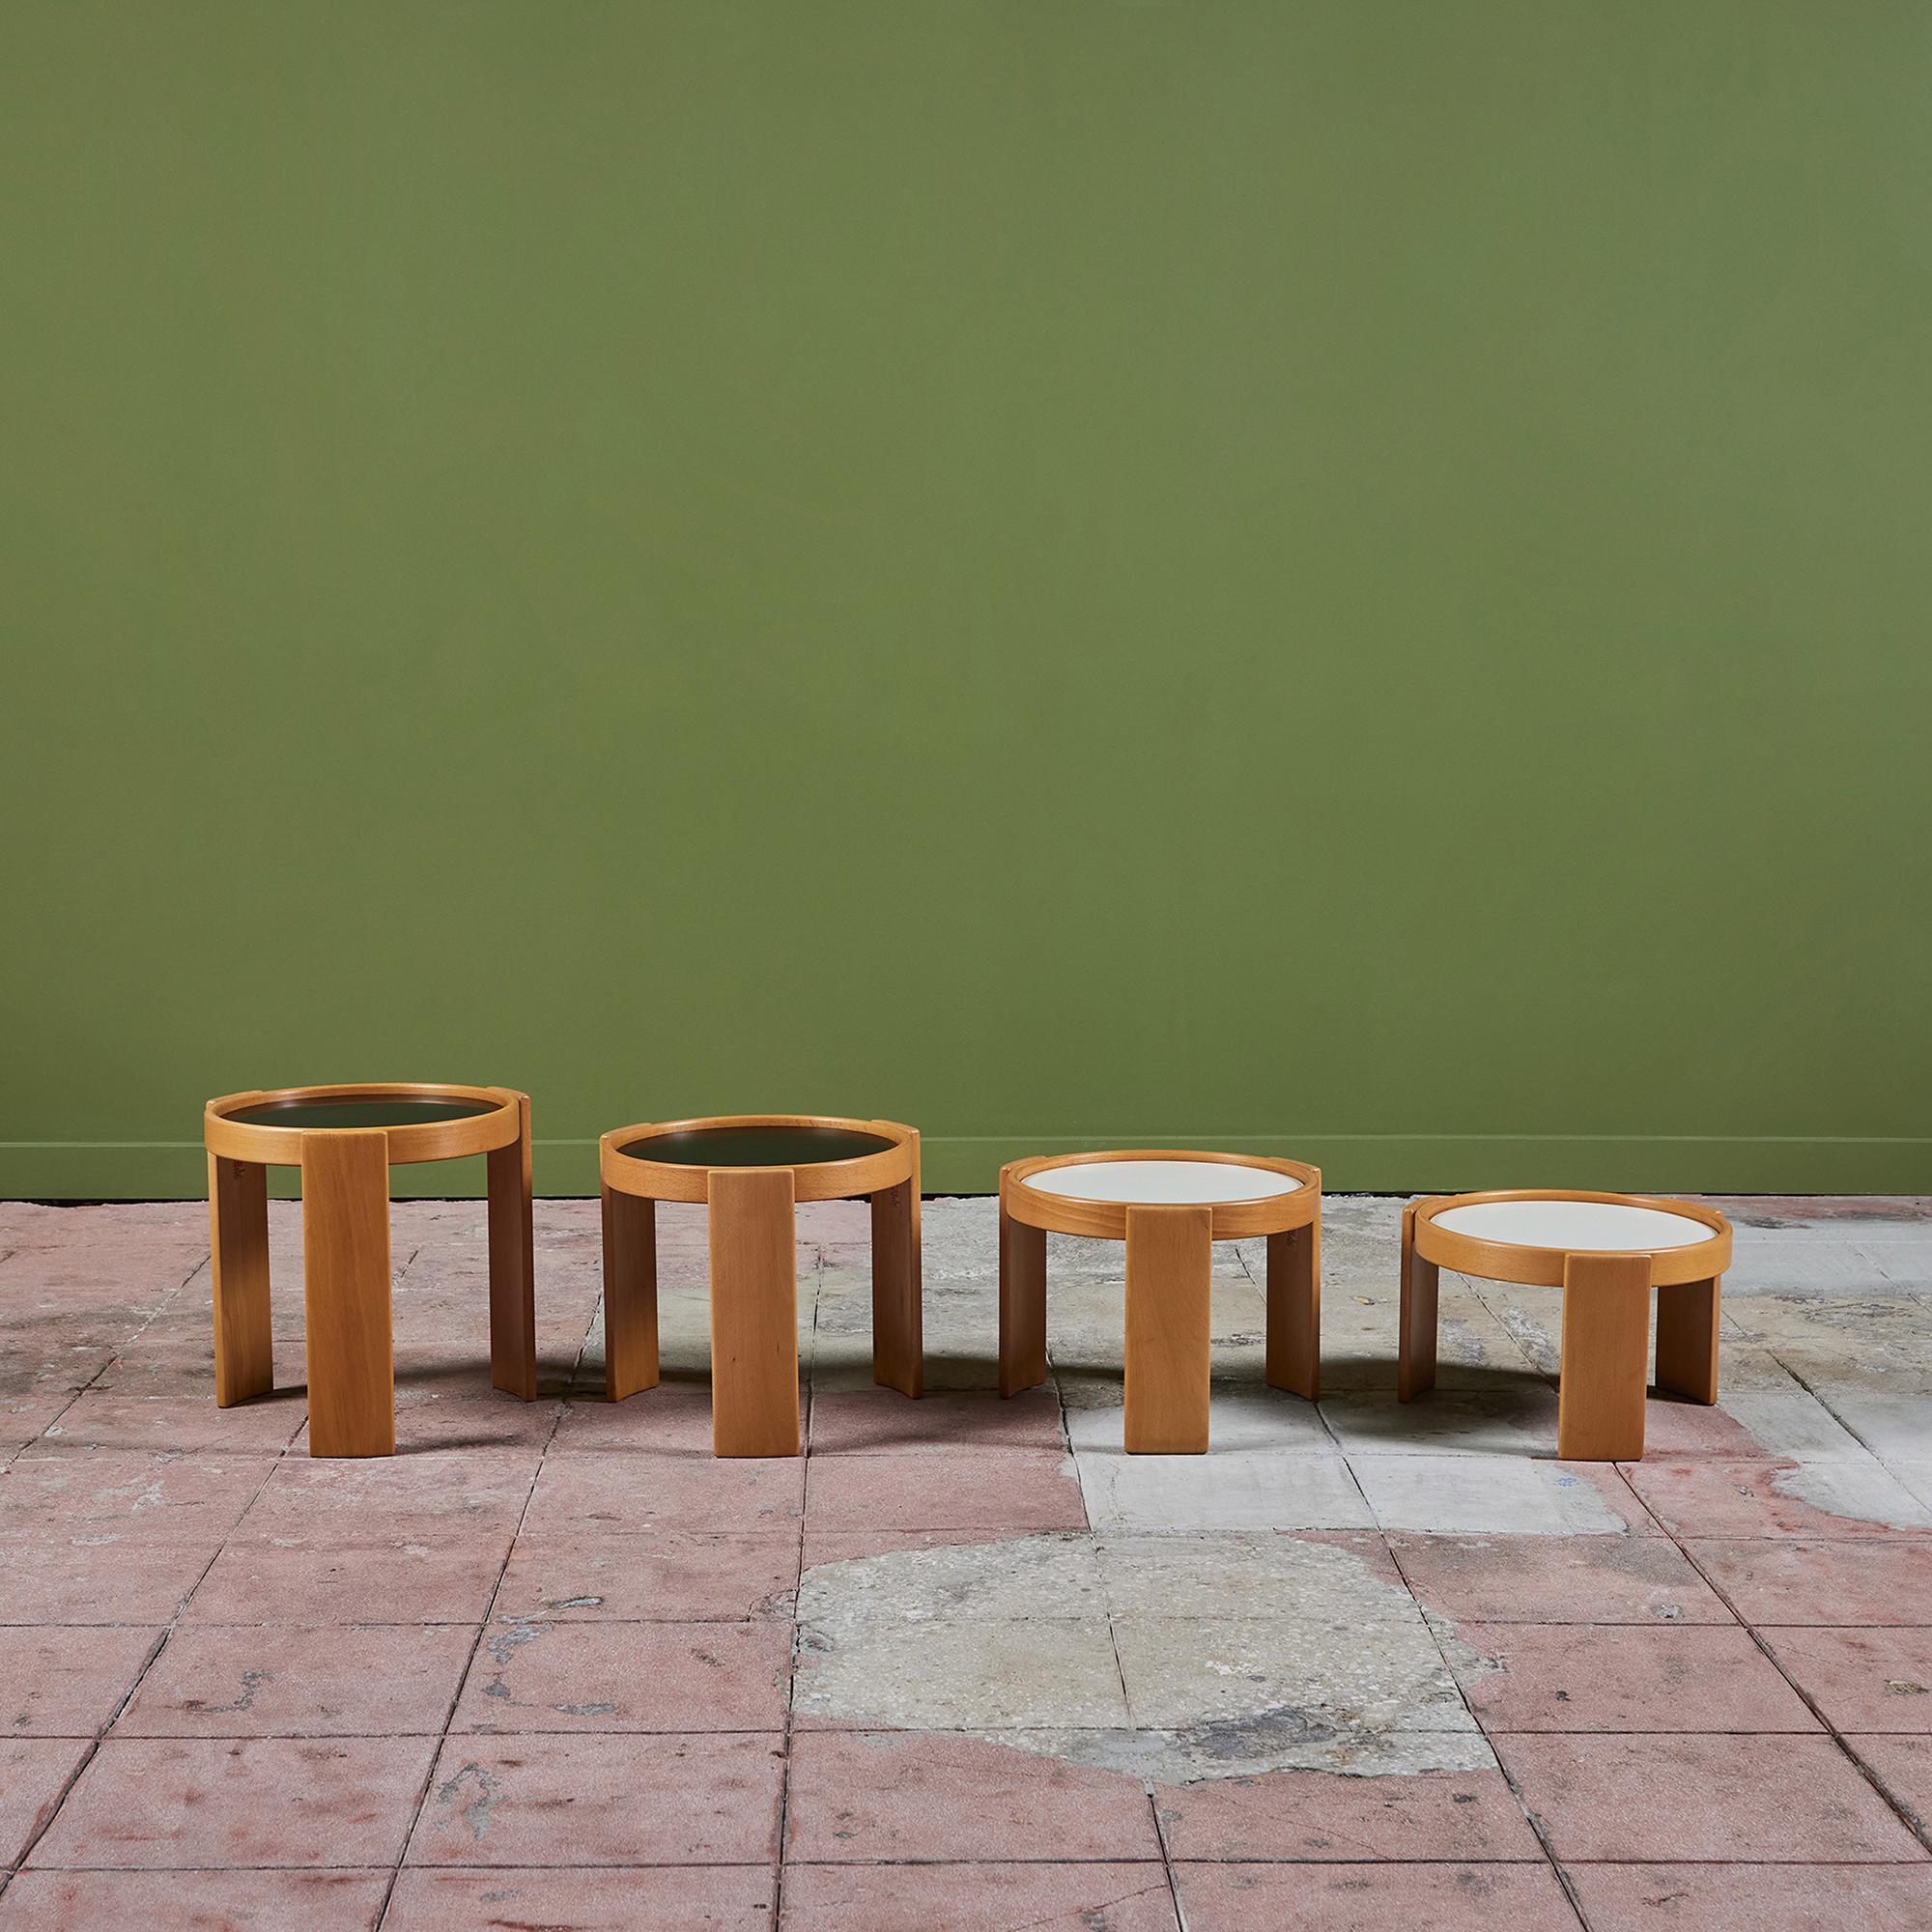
27, 1736, 437, 1868
0, 1740, 89, 1867
0, 1448, 273, 1539
38, 1391, 307, 1456
407, 1733, 783, 1865
778, 1861, 1178, 1932
523, 1457, 805, 1536
1153, 1766, 1545, 1861
1852, 1736, 1932, 1827
1390, 1534, 1735, 1625
1638, 1398, 1783, 1459
0, 1869, 391, 1931
1495, 1733, 1926, 1861
1764, 1628, 1932, 1732
238, 1453, 536, 1540
1687, 1538, 1932, 1625
1624, 1460, 1926, 1539
808, 1388, 1066, 1455
185, 1535, 511, 1626
0, 1627, 160, 1736
1451, 1623, 1819, 1733
0, 1392, 87, 1451
384, 1865, 775, 1931
803, 1450, 1085, 1533
785, 1731, 1158, 1862
493, 1530, 800, 1622
451, 1620, 790, 1732
1566, 1862, 1932, 1930
296, 1394, 562, 1457
1174, 1861, 1579, 1932
0, 1533, 216, 1625
551, 1384, 724, 1455
116, 1623, 476, 1736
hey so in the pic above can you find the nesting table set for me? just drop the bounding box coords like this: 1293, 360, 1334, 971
204, 1084, 1731, 1467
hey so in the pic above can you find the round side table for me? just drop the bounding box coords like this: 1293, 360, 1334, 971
599, 1115, 923, 1458
1000, 1151, 1322, 1454
204, 1083, 536, 1458
1401, 1189, 1732, 1462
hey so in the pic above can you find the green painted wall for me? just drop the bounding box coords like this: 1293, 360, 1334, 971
4, 2, 1928, 1200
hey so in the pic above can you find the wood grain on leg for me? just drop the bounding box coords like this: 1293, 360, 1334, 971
999, 1191, 1047, 1398
300, 1129, 395, 1458
602, 1183, 659, 1402
1124, 1204, 1212, 1454
708, 1167, 800, 1458
1557, 1252, 1652, 1462
210, 1152, 273, 1406
486, 1090, 537, 1401
1656, 1274, 1721, 1405
870, 1128, 923, 1398
1265, 1219, 1321, 1402
1397, 1201, 1439, 1403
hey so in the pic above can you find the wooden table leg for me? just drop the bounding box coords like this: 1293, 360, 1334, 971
708, 1167, 800, 1458
210, 1152, 273, 1406
1265, 1218, 1321, 1402
1556, 1252, 1652, 1462
1124, 1204, 1212, 1454
998, 1186, 1047, 1398
1656, 1275, 1721, 1405
602, 1183, 659, 1402
869, 1129, 923, 1398
301, 1129, 395, 1458
1398, 1201, 1439, 1402
486, 1091, 537, 1401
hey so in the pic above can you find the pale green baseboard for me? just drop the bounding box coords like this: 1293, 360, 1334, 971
1, 1136, 1925, 1201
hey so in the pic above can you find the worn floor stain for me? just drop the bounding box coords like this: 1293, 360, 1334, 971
794, 1530, 1493, 1782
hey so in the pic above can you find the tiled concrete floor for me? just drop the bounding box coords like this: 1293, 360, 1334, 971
1, 1194, 1931, 1929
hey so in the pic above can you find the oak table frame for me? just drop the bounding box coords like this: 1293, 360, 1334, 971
999, 1150, 1322, 1454
204, 1082, 536, 1458
598, 1114, 923, 1458
1400, 1188, 1733, 1462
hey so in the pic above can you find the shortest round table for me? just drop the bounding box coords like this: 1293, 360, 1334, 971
204, 1082, 536, 1458
1401, 1189, 1733, 1462
599, 1115, 923, 1458
1000, 1151, 1322, 1454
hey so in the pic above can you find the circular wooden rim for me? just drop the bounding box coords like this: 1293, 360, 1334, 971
600, 1114, 918, 1205
1412, 1188, 1732, 1287
205, 1082, 524, 1168
1003, 1149, 1321, 1241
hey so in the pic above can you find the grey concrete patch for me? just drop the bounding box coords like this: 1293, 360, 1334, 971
1770, 1461, 1932, 1529
793, 1530, 1495, 1783
1076, 1448, 1373, 1531
1062, 1383, 1330, 1455
1321, 1388, 1560, 1457
1350, 1454, 1636, 1535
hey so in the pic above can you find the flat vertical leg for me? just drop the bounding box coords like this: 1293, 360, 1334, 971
486, 1091, 537, 1401
1124, 1205, 1212, 1454
1557, 1253, 1652, 1462
999, 1185, 1047, 1398
301, 1130, 395, 1459
210, 1152, 273, 1406
709, 1168, 799, 1458
1265, 1218, 1321, 1402
870, 1131, 923, 1398
1398, 1201, 1439, 1402
602, 1183, 659, 1401
1656, 1275, 1721, 1405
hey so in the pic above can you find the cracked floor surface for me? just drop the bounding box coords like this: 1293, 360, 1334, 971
1, 1194, 1931, 1928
